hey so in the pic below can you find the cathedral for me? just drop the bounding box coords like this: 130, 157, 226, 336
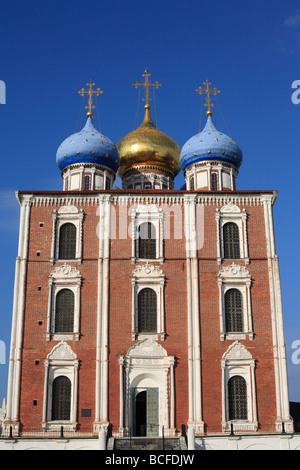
1, 71, 298, 450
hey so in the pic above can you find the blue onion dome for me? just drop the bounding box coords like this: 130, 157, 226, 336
180, 114, 242, 172
56, 116, 120, 174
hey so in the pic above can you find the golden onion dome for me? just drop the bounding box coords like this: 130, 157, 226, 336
117, 104, 181, 178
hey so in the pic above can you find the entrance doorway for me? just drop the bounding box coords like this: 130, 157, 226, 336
133, 388, 158, 437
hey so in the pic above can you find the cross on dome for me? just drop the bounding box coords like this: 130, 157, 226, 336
195, 79, 220, 116
78, 79, 103, 117
132, 68, 162, 107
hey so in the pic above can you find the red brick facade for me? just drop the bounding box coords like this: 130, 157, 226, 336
7, 189, 290, 437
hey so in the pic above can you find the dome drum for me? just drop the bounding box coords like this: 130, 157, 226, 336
121, 166, 174, 190
62, 163, 115, 191
184, 161, 238, 191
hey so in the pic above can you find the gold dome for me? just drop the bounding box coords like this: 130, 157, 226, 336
117, 104, 181, 178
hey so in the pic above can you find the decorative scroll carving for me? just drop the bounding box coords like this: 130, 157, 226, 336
218, 262, 250, 279
131, 262, 164, 278
220, 203, 241, 213
58, 205, 79, 214
49, 263, 81, 279
47, 341, 77, 361
127, 339, 167, 358
222, 340, 253, 361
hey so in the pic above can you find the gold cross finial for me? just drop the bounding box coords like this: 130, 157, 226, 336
78, 80, 103, 117
195, 79, 220, 116
132, 68, 162, 107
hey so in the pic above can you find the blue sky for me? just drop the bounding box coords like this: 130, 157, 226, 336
0, 0, 299, 406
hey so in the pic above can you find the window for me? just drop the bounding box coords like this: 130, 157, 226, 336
51, 206, 84, 265
223, 222, 240, 259
225, 289, 243, 333
190, 176, 194, 191
55, 289, 74, 333
138, 222, 156, 259
47, 264, 82, 341
138, 288, 157, 333
215, 204, 249, 265
218, 263, 253, 341
105, 178, 111, 190
43, 342, 79, 431
83, 175, 90, 190
221, 342, 258, 432
51, 376, 71, 421
131, 263, 165, 341
211, 172, 218, 191
228, 375, 248, 420
59, 223, 76, 260
130, 206, 164, 263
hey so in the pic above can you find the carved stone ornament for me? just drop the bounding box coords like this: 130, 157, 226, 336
49, 263, 81, 279
47, 341, 77, 361
58, 205, 79, 214
220, 203, 241, 213
222, 340, 253, 361
218, 262, 250, 279
127, 339, 167, 358
131, 262, 164, 278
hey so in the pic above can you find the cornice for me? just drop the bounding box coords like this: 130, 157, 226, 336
17, 190, 277, 207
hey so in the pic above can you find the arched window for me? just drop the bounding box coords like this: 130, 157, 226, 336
51, 376, 71, 421
228, 375, 248, 420
59, 223, 76, 260
190, 176, 194, 191
225, 289, 244, 332
138, 288, 157, 333
138, 222, 156, 259
223, 222, 240, 259
55, 289, 74, 333
83, 174, 90, 190
211, 172, 218, 190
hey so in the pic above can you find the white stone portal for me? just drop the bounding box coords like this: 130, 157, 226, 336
118, 339, 175, 437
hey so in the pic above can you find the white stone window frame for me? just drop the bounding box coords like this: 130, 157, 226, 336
221, 341, 258, 433
218, 263, 253, 341
130, 205, 164, 264
131, 263, 165, 341
43, 342, 79, 432
50, 205, 84, 266
46, 264, 82, 342
215, 203, 249, 265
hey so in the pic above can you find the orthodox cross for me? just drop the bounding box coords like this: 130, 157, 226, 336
132, 69, 162, 106
78, 80, 103, 117
195, 79, 220, 116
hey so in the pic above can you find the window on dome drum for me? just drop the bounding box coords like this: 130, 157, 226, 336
55, 289, 75, 333
223, 222, 240, 259
138, 288, 157, 333
225, 289, 244, 332
190, 176, 194, 191
83, 175, 90, 190
51, 376, 71, 421
58, 223, 76, 260
138, 222, 156, 259
211, 172, 218, 190
228, 375, 248, 420
105, 178, 111, 190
